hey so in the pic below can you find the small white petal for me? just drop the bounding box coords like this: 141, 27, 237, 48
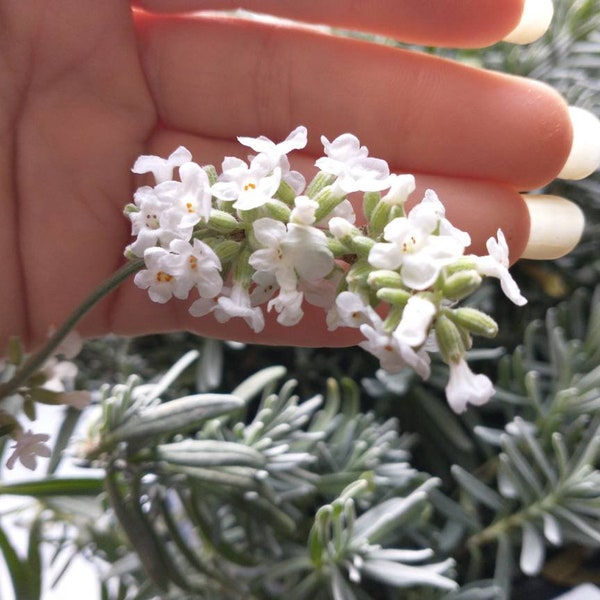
446, 359, 495, 413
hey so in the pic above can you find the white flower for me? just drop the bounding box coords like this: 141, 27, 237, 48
300, 270, 342, 309
268, 288, 304, 326
134, 246, 192, 303
394, 295, 437, 347
381, 174, 416, 206
359, 321, 431, 379
249, 218, 334, 290
327, 290, 377, 331
211, 154, 281, 211
445, 358, 495, 414
474, 229, 527, 306
238, 125, 307, 162
168, 239, 223, 299
368, 199, 466, 290
413, 190, 471, 247
155, 162, 213, 227
290, 196, 318, 225
215, 284, 265, 332
250, 271, 279, 305
6, 430, 51, 471
238, 127, 308, 194
191, 284, 265, 333
316, 133, 392, 193
127, 186, 192, 256
132, 146, 192, 184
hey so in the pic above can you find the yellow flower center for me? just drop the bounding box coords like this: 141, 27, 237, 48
156, 271, 173, 283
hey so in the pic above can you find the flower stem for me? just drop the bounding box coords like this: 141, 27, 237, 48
0, 259, 144, 400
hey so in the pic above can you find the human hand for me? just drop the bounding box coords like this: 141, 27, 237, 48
1, 0, 597, 351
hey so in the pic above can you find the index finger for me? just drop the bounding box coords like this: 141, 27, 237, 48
133, 0, 526, 48
134, 12, 572, 191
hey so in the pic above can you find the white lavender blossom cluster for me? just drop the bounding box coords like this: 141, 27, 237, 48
126, 126, 526, 413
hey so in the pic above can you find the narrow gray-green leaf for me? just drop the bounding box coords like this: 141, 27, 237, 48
157, 439, 265, 468
361, 559, 458, 591
231, 366, 286, 402
451, 465, 508, 512
109, 393, 243, 442
519, 522, 545, 576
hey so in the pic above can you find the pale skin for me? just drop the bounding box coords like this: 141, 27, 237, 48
0, 0, 573, 351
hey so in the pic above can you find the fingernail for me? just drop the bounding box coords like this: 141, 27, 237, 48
557, 106, 600, 180
503, 0, 554, 44
522, 195, 584, 260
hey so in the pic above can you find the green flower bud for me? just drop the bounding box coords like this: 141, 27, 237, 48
212, 239, 243, 265
234, 245, 254, 287
206, 209, 242, 234
313, 186, 347, 223
383, 303, 405, 331
449, 307, 499, 338
274, 179, 297, 205
264, 199, 292, 223
327, 237, 351, 258
368, 200, 392, 238
305, 171, 336, 198
203, 164, 219, 186
123, 203, 139, 215
368, 269, 405, 290
363, 191, 381, 221
435, 313, 466, 364
376, 287, 411, 306
349, 235, 376, 259
441, 269, 482, 300
444, 258, 477, 276
346, 261, 373, 287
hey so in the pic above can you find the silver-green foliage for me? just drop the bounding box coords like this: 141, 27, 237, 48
79, 360, 456, 599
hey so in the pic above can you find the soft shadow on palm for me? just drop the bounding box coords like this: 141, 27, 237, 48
8, 3, 156, 347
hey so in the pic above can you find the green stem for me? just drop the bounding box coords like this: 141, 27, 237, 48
0, 259, 144, 400
467, 494, 555, 548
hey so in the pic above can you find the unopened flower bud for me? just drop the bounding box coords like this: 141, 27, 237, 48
441, 269, 482, 300
346, 262, 374, 287
123, 203, 139, 216
349, 235, 375, 259
264, 199, 292, 223
305, 171, 337, 198
376, 287, 411, 306
449, 307, 499, 338
234, 246, 255, 287
274, 179, 297, 205
435, 313, 466, 365
207, 209, 242, 234
212, 239, 243, 265
203, 164, 219, 185
367, 269, 405, 290
313, 185, 347, 223
362, 191, 381, 221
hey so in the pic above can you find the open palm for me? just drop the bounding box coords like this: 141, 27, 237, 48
1, 0, 573, 350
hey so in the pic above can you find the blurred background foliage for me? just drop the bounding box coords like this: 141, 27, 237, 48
1, 0, 600, 598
